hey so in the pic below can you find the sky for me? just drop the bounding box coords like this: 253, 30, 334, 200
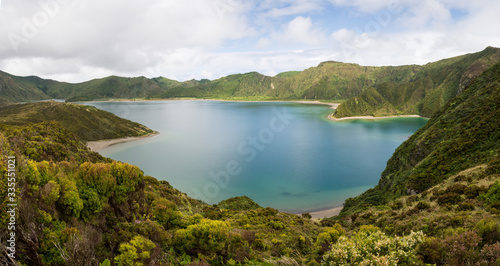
0, 0, 499, 83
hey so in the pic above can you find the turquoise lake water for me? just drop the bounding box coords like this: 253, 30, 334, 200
85, 100, 428, 213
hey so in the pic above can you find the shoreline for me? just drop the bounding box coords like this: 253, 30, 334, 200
328, 113, 423, 121
87, 131, 160, 152
293, 206, 343, 219
308, 206, 343, 219
78, 98, 341, 109
79, 98, 424, 120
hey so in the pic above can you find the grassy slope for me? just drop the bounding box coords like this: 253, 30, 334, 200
0, 101, 153, 141
340, 61, 500, 215
334, 46, 500, 118
161, 63, 419, 101
0, 71, 50, 102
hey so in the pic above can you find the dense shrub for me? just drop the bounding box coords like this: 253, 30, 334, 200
114, 235, 156, 266
406, 195, 420, 206
418, 237, 446, 264
314, 224, 344, 254
323, 227, 424, 265
478, 181, 500, 204
442, 231, 481, 265
437, 192, 462, 206
475, 219, 500, 245
172, 219, 239, 263
464, 185, 487, 199
390, 201, 403, 210
415, 201, 431, 210
456, 202, 475, 211
445, 183, 468, 194
454, 175, 471, 182
479, 242, 500, 265
151, 198, 182, 229
419, 230, 500, 265
217, 196, 261, 211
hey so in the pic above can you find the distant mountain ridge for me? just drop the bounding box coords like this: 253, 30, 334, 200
1, 47, 499, 118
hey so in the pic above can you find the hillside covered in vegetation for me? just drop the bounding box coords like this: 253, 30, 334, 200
0, 101, 153, 141
334, 46, 500, 118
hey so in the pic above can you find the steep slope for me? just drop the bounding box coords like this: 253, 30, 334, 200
57, 76, 168, 101
162, 63, 419, 100
0, 101, 154, 141
0, 71, 203, 102
0, 70, 50, 103
334, 46, 500, 118
340, 61, 500, 214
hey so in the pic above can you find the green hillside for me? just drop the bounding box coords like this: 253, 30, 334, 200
0, 71, 50, 103
161, 63, 420, 101
0, 101, 153, 141
334, 46, 500, 118
53, 76, 170, 101
323, 62, 500, 264
339, 61, 500, 215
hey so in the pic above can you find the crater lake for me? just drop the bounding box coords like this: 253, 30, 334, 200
84, 100, 428, 213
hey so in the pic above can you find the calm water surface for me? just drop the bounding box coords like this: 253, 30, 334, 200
85, 100, 427, 213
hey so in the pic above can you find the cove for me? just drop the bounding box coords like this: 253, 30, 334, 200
84, 100, 428, 213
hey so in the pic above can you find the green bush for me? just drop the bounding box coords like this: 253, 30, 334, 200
445, 183, 468, 194
115, 235, 156, 266
437, 192, 462, 206
217, 196, 261, 211
464, 185, 487, 199
456, 202, 475, 211
442, 231, 481, 265
418, 237, 446, 264
314, 224, 344, 254
475, 219, 500, 245
172, 219, 236, 262
478, 181, 500, 204
323, 228, 424, 265
390, 201, 403, 210
416, 201, 431, 210
151, 198, 182, 229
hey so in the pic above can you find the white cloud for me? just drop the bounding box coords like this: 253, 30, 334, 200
275, 16, 326, 46
398, 0, 452, 28
0, 0, 497, 83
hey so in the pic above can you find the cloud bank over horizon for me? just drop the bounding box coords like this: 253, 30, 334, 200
0, 0, 499, 83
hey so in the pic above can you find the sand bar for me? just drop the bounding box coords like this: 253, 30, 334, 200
304, 206, 343, 219
87, 131, 159, 152
328, 113, 423, 121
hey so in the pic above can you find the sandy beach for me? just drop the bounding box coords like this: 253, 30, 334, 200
87, 131, 159, 152
304, 206, 343, 219
328, 113, 423, 121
